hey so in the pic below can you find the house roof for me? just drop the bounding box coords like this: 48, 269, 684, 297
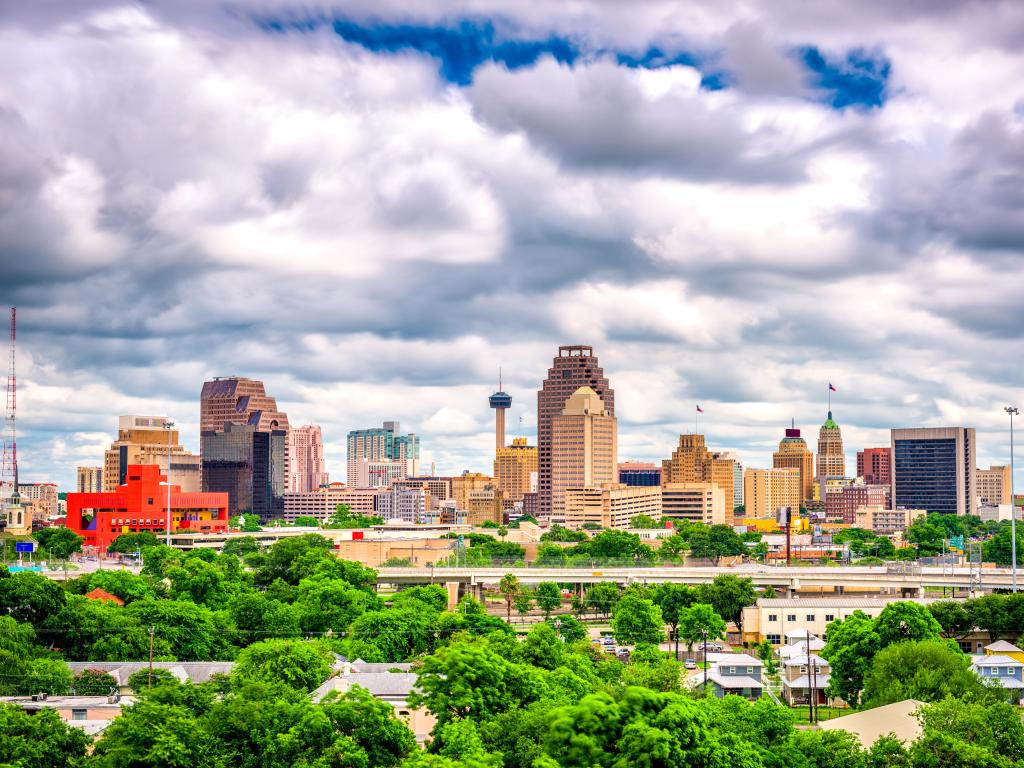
67, 661, 234, 686
973, 655, 1023, 667
704, 671, 763, 690
785, 629, 817, 640
783, 654, 828, 667
818, 699, 924, 747
312, 672, 418, 704
712, 653, 762, 667
783, 674, 832, 689
755, 597, 944, 609
985, 641, 1023, 653
779, 638, 825, 657
84, 588, 124, 606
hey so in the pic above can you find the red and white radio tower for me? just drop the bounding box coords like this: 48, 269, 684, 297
1, 307, 16, 500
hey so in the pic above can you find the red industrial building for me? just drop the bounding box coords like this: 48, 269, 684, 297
65, 464, 229, 550
856, 447, 892, 486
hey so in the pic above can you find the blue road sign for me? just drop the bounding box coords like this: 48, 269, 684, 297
15, 542, 35, 553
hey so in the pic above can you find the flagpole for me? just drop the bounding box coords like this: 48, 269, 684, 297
828, 383, 831, 413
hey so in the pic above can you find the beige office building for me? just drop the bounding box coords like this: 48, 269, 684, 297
816, 411, 846, 486
977, 465, 1011, 507
662, 434, 738, 524
563, 484, 661, 530
744, 467, 801, 519
494, 438, 538, 502
287, 425, 329, 493
451, 472, 495, 511
854, 505, 926, 534
661, 482, 725, 525
103, 415, 201, 493
467, 486, 505, 526
773, 426, 815, 501
76, 466, 103, 494
282, 484, 383, 523
550, 387, 617, 523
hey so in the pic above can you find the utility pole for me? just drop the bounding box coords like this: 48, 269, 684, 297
164, 419, 174, 547
148, 625, 155, 688
702, 628, 708, 690
1007, 407, 1019, 593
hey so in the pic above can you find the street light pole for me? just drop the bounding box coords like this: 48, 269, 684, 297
702, 628, 708, 690
1007, 407, 1019, 593
164, 419, 174, 548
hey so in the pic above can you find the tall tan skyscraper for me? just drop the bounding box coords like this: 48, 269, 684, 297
815, 411, 845, 487
537, 345, 614, 518
103, 415, 201, 492
287, 425, 329, 493
494, 438, 538, 502
661, 434, 737, 524
744, 468, 802, 519
773, 425, 814, 501
76, 466, 103, 494
550, 387, 617, 522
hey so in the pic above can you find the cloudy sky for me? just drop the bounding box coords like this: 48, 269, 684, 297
2, 0, 1023, 491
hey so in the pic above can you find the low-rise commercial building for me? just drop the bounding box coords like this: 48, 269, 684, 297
661, 482, 725, 525
563, 484, 661, 530
283, 484, 383, 523
853, 505, 925, 534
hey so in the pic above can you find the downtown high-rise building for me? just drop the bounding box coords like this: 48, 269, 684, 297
103, 415, 201, 493
550, 387, 617, 523
743, 467, 801, 519
857, 447, 892, 486
815, 410, 846, 489
773, 425, 814, 502
976, 465, 1011, 507
76, 466, 103, 494
287, 425, 329, 493
200, 377, 290, 519
661, 434, 738, 524
891, 427, 976, 516
537, 345, 614, 519
494, 437, 538, 503
346, 421, 419, 484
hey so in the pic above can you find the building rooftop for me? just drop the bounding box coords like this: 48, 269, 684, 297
973, 655, 1023, 667
312, 672, 418, 703
985, 641, 1023, 653
754, 597, 944, 609
67, 661, 234, 686
783, 673, 832, 689
704, 671, 763, 690
819, 699, 923, 747
712, 653, 762, 667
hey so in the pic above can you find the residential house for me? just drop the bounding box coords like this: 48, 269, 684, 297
67, 661, 234, 694
971, 654, 1024, 702
0, 693, 135, 736
698, 653, 763, 701
780, 653, 835, 707
984, 641, 1024, 664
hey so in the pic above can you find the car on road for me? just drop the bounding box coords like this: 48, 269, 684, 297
684, 658, 697, 669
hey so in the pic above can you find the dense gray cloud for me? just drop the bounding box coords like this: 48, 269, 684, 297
0, 1, 1022, 492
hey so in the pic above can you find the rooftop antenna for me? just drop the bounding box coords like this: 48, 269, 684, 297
2, 308, 17, 500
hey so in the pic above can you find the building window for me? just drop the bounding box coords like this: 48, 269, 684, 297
800, 666, 807, 673
787, 614, 796, 622
767, 614, 778, 623
825, 614, 835, 623
71, 709, 87, 721
767, 634, 781, 645
728, 666, 736, 673
747, 666, 754, 674
806, 615, 815, 622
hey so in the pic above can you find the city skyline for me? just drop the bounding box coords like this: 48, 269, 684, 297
1, 2, 1022, 490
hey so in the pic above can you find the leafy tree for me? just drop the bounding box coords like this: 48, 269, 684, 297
319, 685, 417, 767
756, 639, 778, 675
392, 584, 448, 613
969, 593, 1014, 642
167, 557, 229, 609
24, 656, 73, 696
107, 531, 161, 554
928, 600, 974, 640
124, 598, 228, 661
535, 582, 562, 618
72, 667, 119, 695
0, 570, 67, 627
34, 527, 83, 560
221, 536, 261, 558
873, 601, 942, 647
294, 575, 381, 634
983, 525, 1024, 567
630, 514, 660, 529
915, 697, 1024, 766
575, 530, 655, 563
43, 596, 162, 661
611, 594, 663, 646
127, 667, 180, 692
291, 515, 320, 527
822, 610, 880, 707
233, 638, 333, 692
653, 584, 697, 657
229, 514, 263, 532
534, 543, 569, 567
862, 639, 988, 707
78, 570, 156, 603
584, 582, 620, 619
540, 526, 588, 543
518, 622, 565, 670
549, 615, 587, 644
499, 573, 521, 622
904, 518, 945, 556
253, 533, 333, 586
697, 574, 756, 632
409, 639, 547, 731
325, 503, 384, 529
228, 590, 300, 645
91, 697, 217, 768
677, 603, 726, 652
348, 605, 436, 662
0, 703, 90, 768
657, 532, 690, 562
689, 525, 745, 564
514, 590, 534, 621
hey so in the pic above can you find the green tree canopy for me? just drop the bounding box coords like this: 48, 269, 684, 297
822, 610, 880, 707
678, 603, 727, 652
108, 531, 161, 554
873, 601, 942, 647
34, 527, 84, 560
611, 594, 664, 646
534, 582, 562, 618
233, 638, 334, 692
861, 639, 988, 708
0, 703, 90, 768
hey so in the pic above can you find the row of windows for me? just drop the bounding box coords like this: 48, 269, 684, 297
980, 666, 1019, 676
766, 613, 836, 623
724, 666, 757, 674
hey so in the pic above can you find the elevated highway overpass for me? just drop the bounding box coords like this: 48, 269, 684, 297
377, 564, 1005, 608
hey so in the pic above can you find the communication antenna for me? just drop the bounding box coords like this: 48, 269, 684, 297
1, 308, 16, 501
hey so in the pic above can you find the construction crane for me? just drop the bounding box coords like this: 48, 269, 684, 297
1, 307, 16, 503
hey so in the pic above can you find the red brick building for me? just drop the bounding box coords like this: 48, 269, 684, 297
856, 447, 892, 486
65, 465, 229, 550
825, 482, 890, 524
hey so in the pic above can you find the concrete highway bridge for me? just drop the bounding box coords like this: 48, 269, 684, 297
376, 564, 1010, 609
